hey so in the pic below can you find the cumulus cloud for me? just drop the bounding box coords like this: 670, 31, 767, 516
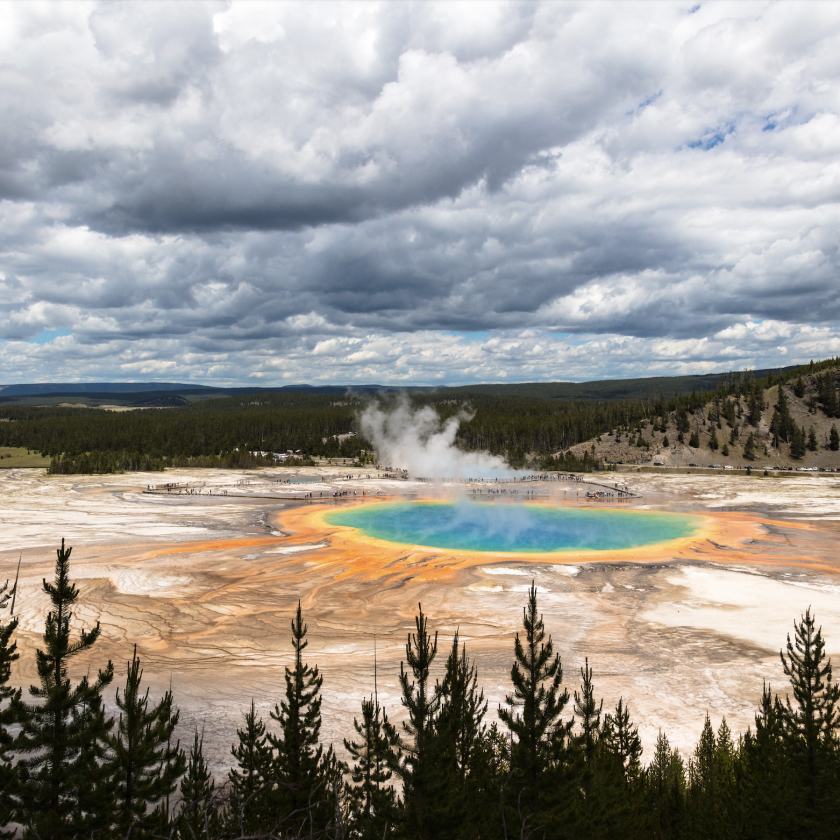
1, 1, 839, 384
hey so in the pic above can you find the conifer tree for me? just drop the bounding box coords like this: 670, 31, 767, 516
499, 582, 570, 828
791, 425, 807, 459
229, 699, 270, 833
688, 715, 717, 836
779, 608, 840, 831
740, 683, 791, 838
743, 432, 756, 461
430, 632, 493, 839
644, 730, 685, 839
830, 424, 839, 451
689, 430, 700, 449
177, 729, 215, 838
709, 427, 719, 452
12, 539, 115, 840
344, 696, 399, 840
267, 601, 331, 832
808, 426, 818, 452
602, 698, 642, 783
0, 580, 19, 836
108, 645, 185, 837
574, 658, 602, 766
393, 604, 439, 840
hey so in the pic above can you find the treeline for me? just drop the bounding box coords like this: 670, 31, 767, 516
2, 542, 839, 839
3, 359, 839, 475
0, 395, 371, 466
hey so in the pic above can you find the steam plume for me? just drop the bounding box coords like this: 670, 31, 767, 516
359, 398, 515, 479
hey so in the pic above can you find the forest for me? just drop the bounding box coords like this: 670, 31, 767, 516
0, 358, 837, 474
1, 541, 838, 839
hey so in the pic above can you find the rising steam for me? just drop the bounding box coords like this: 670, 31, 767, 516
359, 398, 515, 479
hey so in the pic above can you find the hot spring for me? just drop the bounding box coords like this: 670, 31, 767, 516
326, 500, 701, 553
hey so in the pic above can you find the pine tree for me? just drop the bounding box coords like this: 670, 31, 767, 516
266, 601, 331, 833
687, 714, 727, 837
808, 427, 818, 452
574, 658, 602, 766
795, 375, 805, 398
662, 434, 669, 448
791, 425, 806, 459
709, 427, 719, 451
602, 698, 642, 783
177, 729, 215, 837
429, 632, 492, 839
779, 608, 840, 832
644, 730, 685, 839
229, 699, 270, 833
743, 432, 756, 461
344, 696, 399, 839
393, 604, 439, 840
830, 424, 839, 451
108, 645, 185, 837
0, 579, 20, 836
588, 696, 645, 838
689, 430, 700, 449
499, 582, 570, 830
12, 539, 115, 840
740, 683, 792, 838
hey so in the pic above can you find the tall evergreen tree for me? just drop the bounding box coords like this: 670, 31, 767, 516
574, 658, 602, 766
0, 579, 19, 837
267, 601, 332, 833
644, 730, 685, 839
177, 728, 215, 838
739, 683, 791, 839
108, 645, 185, 837
779, 608, 840, 834
393, 604, 439, 840
229, 699, 270, 833
430, 632, 494, 839
790, 425, 807, 460
602, 698, 642, 784
12, 539, 115, 840
344, 696, 400, 840
499, 582, 570, 831
831, 424, 840, 451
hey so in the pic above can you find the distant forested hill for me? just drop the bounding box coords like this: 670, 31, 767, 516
0, 361, 831, 474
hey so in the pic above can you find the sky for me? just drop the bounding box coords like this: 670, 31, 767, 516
1, 1, 839, 387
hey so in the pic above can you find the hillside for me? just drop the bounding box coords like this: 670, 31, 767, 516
568, 365, 840, 470
0, 365, 801, 406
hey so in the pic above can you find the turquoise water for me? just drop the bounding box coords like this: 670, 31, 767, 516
326, 501, 699, 553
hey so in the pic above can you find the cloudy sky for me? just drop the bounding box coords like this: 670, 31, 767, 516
1, 1, 839, 386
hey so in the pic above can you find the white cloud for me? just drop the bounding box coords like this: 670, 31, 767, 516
0, 1, 839, 384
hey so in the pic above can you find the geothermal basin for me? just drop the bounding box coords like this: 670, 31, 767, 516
327, 500, 701, 553
3, 466, 840, 776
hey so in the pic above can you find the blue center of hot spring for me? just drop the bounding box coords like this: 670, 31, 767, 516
326, 501, 700, 553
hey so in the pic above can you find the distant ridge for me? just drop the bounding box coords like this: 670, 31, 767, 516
0, 366, 802, 404
0, 382, 217, 396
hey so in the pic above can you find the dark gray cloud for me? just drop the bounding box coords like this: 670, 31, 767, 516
1, 1, 840, 385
